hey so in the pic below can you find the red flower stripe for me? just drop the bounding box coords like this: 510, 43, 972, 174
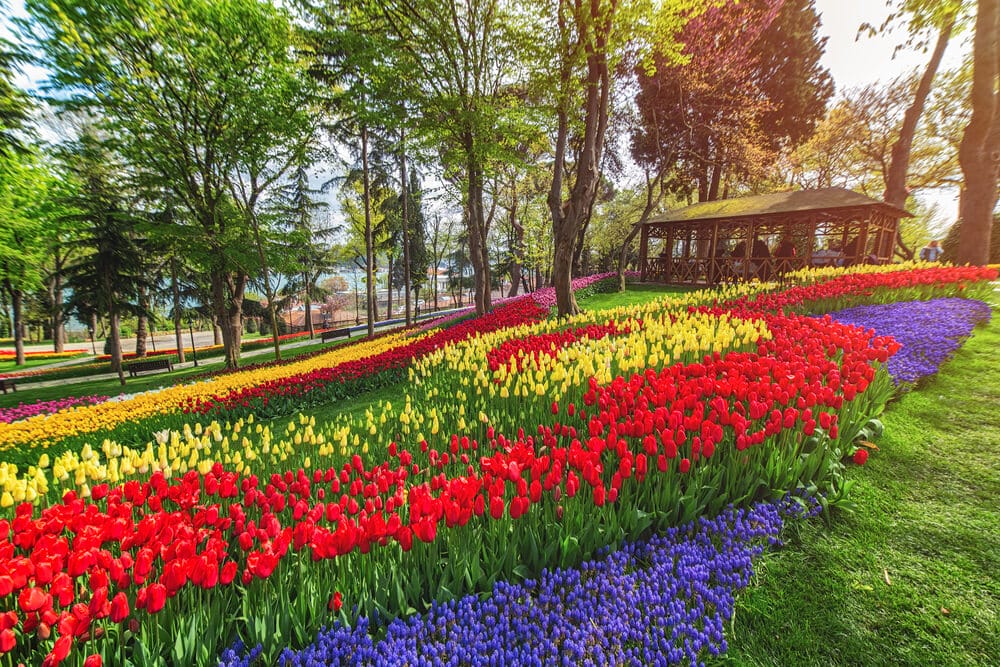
189, 298, 548, 414
486, 321, 635, 375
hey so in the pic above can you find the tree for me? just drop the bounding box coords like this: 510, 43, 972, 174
61, 133, 147, 385
632, 0, 831, 205
358, 0, 537, 317
0, 14, 31, 158
390, 167, 430, 315
274, 164, 333, 338
957, 0, 1000, 265
340, 166, 393, 330
228, 76, 319, 360
544, 0, 700, 316
546, 0, 620, 317
867, 0, 969, 258
0, 151, 48, 365
427, 214, 457, 311
784, 76, 963, 195
298, 2, 401, 335
27, 0, 318, 369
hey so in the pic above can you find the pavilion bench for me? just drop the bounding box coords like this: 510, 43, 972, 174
127, 357, 174, 377
321, 328, 352, 343
0, 378, 15, 394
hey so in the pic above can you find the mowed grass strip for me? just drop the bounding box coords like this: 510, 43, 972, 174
719, 308, 1000, 666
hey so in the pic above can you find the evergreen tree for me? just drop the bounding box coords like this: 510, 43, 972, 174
61, 133, 149, 385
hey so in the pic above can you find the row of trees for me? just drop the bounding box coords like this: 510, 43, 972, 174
1, 0, 994, 374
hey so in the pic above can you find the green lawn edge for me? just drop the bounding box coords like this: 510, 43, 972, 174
718, 306, 1000, 666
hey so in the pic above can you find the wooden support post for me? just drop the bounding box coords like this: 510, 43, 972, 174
857, 219, 869, 265
639, 223, 649, 281
709, 222, 720, 283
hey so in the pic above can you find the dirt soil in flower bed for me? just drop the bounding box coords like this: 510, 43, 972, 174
721, 306, 1000, 666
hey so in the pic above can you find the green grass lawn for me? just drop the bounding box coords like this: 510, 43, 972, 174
718, 310, 1000, 666
577, 283, 697, 311
0, 356, 83, 373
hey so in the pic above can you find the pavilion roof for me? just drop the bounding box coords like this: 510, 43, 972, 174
644, 187, 912, 226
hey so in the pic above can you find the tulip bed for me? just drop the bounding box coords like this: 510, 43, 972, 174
0, 265, 995, 666
0, 396, 112, 425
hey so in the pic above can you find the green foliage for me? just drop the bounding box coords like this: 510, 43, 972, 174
632, 0, 833, 199
0, 19, 32, 158
0, 150, 49, 295
26, 0, 320, 367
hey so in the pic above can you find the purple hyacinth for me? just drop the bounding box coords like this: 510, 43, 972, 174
826, 298, 991, 385
219, 496, 819, 667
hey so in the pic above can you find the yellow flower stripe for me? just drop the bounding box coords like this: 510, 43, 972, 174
0, 331, 414, 452
1, 306, 768, 505
410, 297, 770, 443
783, 259, 941, 285
0, 410, 391, 505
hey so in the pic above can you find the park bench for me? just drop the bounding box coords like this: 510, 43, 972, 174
126, 357, 174, 377
321, 328, 352, 343
0, 378, 15, 394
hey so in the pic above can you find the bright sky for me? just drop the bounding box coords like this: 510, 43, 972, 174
3, 0, 970, 228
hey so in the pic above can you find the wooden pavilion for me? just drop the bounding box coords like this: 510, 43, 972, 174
638, 187, 912, 284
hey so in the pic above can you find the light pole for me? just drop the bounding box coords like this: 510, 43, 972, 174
187, 315, 199, 367
87, 326, 96, 355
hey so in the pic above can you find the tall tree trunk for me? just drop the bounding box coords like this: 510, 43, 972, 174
362, 123, 376, 338
549, 0, 614, 317
213, 318, 222, 346
49, 266, 66, 353
708, 157, 723, 201
618, 167, 665, 291
958, 0, 1000, 266
135, 284, 149, 358
7, 284, 25, 366
109, 310, 126, 386
885, 16, 955, 260
211, 269, 246, 369
304, 272, 315, 338
464, 133, 491, 315
170, 258, 185, 364
386, 255, 394, 319
90, 313, 100, 350
103, 266, 126, 384
400, 130, 413, 326
249, 210, 281, 362
572, 217, 590, 277
507, 200, 523, 298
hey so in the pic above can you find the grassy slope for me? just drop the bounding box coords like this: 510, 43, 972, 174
577, 283, 697, 311
720, 311, 1000, 666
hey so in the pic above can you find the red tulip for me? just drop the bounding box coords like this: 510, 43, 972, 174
109, 592, 130, 623
50, 634, 72, 663
19, 586, 50, 613
0, 628, 14, 653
